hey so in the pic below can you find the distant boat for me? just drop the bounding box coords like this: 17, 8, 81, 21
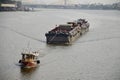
45, 19, 90, 44
19, 50, 40, 68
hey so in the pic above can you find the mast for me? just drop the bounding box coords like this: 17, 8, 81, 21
64, 0, 67, 5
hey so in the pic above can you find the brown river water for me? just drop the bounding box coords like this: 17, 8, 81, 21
0, 9, 120, 80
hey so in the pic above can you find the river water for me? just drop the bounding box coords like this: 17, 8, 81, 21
0, 9, 120, 80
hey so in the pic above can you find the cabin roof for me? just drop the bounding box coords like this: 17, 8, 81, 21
21, 51, 39, 56
67, 22, 76, 24
59, 24, 72, 27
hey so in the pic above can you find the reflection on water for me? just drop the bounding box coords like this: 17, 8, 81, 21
46, 43, 72, 46
20, 67, 38, 80
20, 67, 37, 74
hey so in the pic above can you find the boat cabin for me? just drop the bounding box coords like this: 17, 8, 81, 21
19, 51, 40, 68
21, 52, 39, 62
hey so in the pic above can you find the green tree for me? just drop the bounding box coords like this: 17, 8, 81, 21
0, 0, 13, 3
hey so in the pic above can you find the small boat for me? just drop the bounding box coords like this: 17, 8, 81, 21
19, 50, 40, 68
45, 18, 90, 44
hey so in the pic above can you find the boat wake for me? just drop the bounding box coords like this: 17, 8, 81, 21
76, 36, 120, 44
10, 28, 45, 43
1, 26, 120, 44
0, 26, 45, 43
15, 63, 22, 66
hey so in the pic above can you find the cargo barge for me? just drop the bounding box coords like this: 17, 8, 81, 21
45, 19, 90, 44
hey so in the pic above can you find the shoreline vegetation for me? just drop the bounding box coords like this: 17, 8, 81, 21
24, 2, 120, 10
0, 0, 31, 11
0, 0, 120, 11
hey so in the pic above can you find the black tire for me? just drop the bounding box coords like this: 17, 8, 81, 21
19, 60, 22, 63
37, 60, 40, 64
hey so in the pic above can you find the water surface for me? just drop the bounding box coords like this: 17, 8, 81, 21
0, 9, 120, 80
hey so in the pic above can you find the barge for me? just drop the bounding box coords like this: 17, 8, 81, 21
45, 19, 90, 44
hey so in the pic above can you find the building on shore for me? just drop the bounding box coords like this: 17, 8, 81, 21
0, 1, 30, 11
0, 3, 17, 11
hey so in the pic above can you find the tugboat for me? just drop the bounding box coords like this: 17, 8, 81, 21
19, 50, 40, 68
45, 19, 90, 44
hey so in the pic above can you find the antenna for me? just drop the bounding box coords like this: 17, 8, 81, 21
27, 41, 30, 49
64, 0, 67, 5
27, 41, 31, 53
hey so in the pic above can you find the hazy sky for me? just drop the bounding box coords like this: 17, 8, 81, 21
22, 0, 120, 4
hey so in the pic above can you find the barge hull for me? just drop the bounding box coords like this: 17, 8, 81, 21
46, 35, 69, 44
